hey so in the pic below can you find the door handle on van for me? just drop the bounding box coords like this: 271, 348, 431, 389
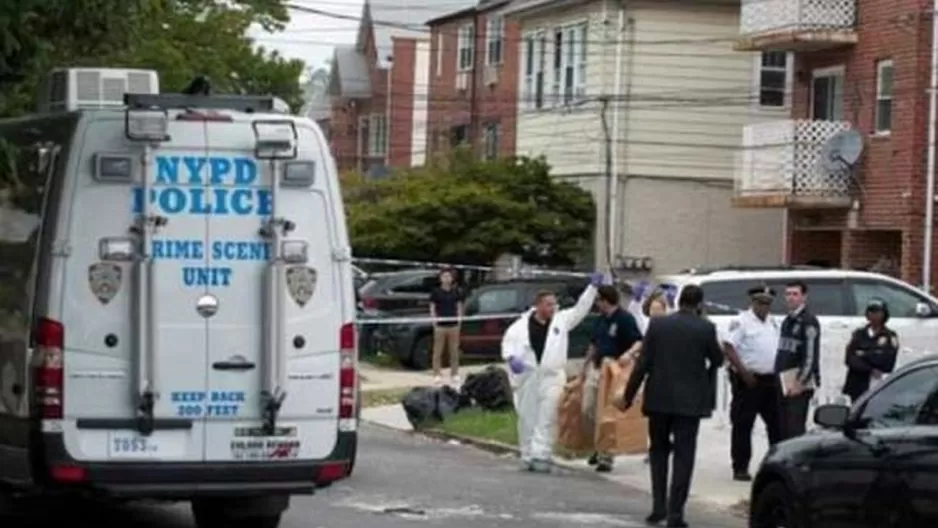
212, 360, 257, 371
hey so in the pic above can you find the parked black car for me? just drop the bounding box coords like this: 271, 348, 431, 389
749, 354, 938, 528
381, 277, 598, 369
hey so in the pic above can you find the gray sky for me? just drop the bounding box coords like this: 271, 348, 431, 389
249, 0, 364, 72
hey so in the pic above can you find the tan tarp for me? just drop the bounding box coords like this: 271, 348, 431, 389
556, 359, 648, 455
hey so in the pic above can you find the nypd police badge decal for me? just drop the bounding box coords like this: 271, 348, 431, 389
88, 263, 122, 304
286, 266, 317, 307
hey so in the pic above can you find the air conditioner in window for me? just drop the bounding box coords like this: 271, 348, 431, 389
37, 67, 159, 113
484, 64, 499, 86
456, 71, 470, 91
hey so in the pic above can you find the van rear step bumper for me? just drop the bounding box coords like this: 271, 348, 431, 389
34, 431, 355, 499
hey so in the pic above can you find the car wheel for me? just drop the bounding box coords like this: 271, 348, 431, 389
750, 481, 799, 528
410, 334, 432, 371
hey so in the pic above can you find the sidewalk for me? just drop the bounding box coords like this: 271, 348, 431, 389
360, 359, 586, 392
359, 362, 500, 392
360, 401, 765, 511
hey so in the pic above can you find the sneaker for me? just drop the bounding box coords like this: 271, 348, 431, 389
451, 375, 461, 385
733, 471, 752, 482
587, 452, 599, 466
433, 375, 443, 385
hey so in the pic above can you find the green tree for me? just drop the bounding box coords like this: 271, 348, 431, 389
345, 151, 596, 267
0, 0, 303, 118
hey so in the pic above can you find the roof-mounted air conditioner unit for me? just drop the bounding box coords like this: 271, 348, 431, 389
37, 67, 160, 113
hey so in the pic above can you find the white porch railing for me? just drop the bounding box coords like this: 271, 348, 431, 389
740, 0, 856, 36
735, 119, 853, 200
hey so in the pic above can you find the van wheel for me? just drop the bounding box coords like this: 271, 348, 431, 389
750, 481, 799, 528
410, 335, 432, 370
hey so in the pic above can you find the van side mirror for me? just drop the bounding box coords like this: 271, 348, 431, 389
814, 404, 850, 429
915, 302, 933, 318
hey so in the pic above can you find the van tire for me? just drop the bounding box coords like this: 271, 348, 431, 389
410, 334, 432, 370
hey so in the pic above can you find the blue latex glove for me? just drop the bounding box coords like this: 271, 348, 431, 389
508, 356, 526, 374
590, 272, 604, 286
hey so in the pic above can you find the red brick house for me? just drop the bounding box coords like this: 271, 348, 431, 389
327, 0, 474, 174
426, 0, 520, 161
732, 0, 938, 289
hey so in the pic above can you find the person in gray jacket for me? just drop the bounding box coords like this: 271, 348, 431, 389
619, 285, 724, 528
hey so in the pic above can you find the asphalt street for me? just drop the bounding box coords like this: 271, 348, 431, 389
5, 424, 745, 527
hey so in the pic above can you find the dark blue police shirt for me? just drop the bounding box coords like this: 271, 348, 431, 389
591, 308, 643, 366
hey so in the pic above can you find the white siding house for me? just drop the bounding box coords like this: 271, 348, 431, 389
504, 0, 791, 274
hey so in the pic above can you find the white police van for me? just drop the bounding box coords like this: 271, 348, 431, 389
0, 68, 358, 527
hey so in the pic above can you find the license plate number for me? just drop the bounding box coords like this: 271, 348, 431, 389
108, 434, 158, 458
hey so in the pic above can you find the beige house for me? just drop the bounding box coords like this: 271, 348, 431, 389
503, 0, 791, 274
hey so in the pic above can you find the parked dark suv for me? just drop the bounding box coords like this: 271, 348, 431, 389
749, 354, 938, 527
380, 277, 598, 369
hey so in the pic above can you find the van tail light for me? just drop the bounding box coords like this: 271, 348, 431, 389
315, 461, 348, 485
338, 323, 357, 427
50, 464, 86, 483
361, 297, 377, 310
33, 317, 65, 420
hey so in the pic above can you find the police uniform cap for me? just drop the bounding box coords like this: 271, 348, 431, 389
747, 285, 776, 301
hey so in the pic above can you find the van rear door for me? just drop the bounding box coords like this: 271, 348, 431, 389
202, 119, 340, 462
61, 115, 212, 462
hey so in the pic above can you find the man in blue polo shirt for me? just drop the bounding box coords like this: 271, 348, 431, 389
582, 285, 643, 472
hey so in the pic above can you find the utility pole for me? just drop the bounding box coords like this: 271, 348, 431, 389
599, 96, 614, 271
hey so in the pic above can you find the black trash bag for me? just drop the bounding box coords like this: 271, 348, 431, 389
460, 366, 513, 411
401, 385, 464, 429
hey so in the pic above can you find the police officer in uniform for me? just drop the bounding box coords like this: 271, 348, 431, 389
842, 298, 899, 403
722, 286, 782, 482
774, 280, 821, 440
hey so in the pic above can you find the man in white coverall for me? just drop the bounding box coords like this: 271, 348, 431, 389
502, 272, 603, 472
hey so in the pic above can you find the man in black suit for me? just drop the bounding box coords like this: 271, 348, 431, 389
619, 285, 724, 528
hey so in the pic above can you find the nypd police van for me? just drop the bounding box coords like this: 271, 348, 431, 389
0, 68, 357, 527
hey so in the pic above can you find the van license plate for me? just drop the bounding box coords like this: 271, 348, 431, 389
107, 432, 184, 459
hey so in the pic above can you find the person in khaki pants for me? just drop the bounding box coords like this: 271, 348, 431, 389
429, 269, 465, 384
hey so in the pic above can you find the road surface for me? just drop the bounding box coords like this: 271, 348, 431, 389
6, 424, 745, 527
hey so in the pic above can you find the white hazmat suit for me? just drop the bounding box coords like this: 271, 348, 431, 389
501, 284, 598, 466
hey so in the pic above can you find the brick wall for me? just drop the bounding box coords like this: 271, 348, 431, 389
388, 38, 417, 167
786, 0, 934, 286
427, 9, 519, 161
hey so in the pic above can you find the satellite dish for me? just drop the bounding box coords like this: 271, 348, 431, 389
819, 129, 864, 172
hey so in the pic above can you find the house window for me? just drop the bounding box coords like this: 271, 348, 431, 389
522, 31, 546, 110
483, 123, 499, 160
451, 124, 469, 147
458, 24, 474, 71
551, 22, 588, 106
486, 16, 504, 65
759, 51, 787, 107
875, 59, 894, 134
368, 114, 387, 156
436, 32, 443, 77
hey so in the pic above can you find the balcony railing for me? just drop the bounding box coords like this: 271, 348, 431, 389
735, 0, 857, 52
733, 119, 855, 208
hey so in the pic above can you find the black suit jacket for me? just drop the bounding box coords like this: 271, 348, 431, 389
624, 310, 725, 418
